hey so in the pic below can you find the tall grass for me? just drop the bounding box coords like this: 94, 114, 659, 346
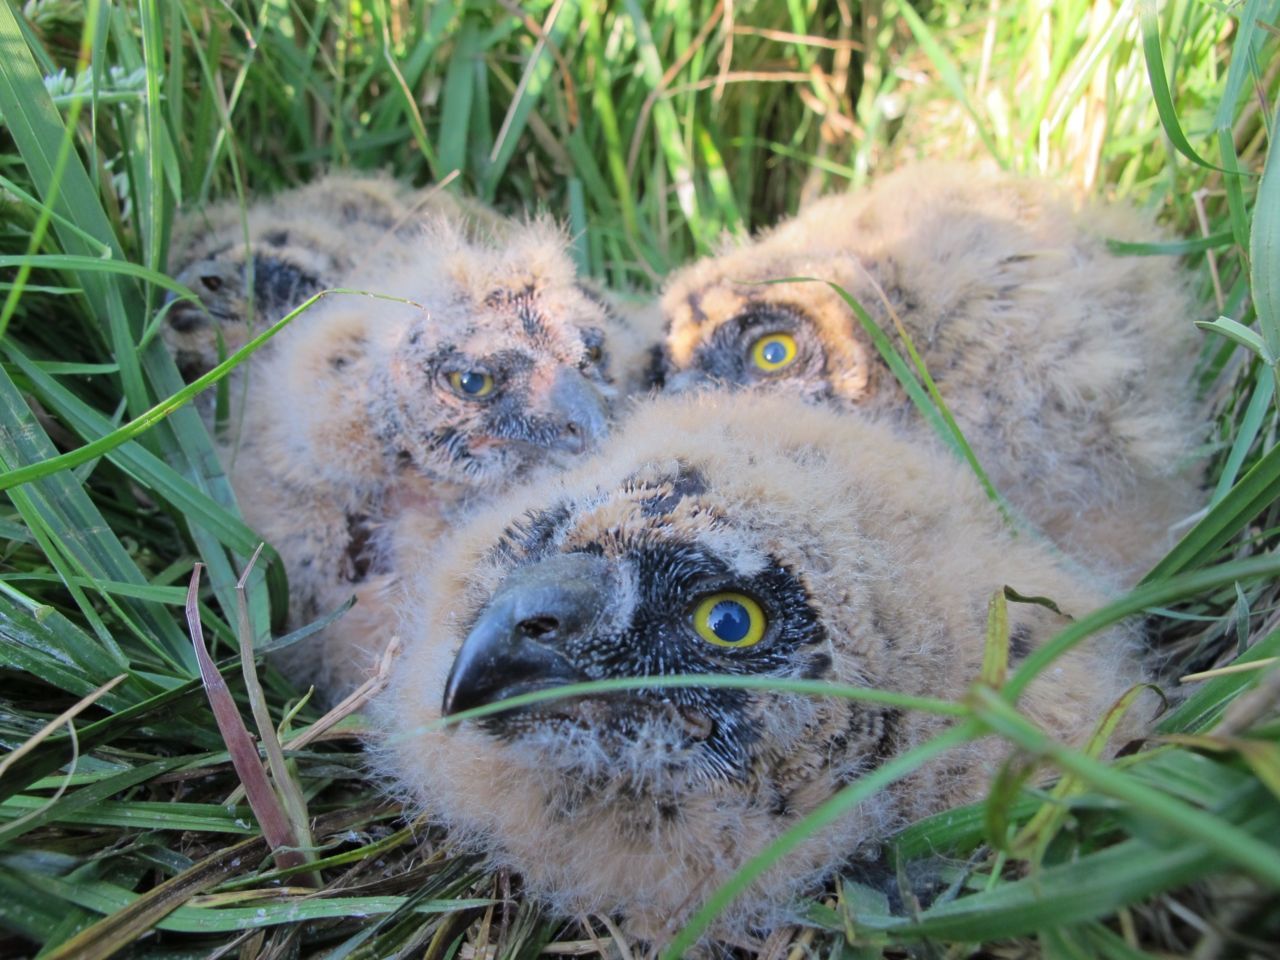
0, 1, 1278, 957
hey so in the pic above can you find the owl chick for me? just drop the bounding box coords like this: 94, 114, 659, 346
653, 162, 1202, 581
373, 392, 1147, 947
168, 172, 419, 378
229, 213, 628, 694
165, 174, 658, 420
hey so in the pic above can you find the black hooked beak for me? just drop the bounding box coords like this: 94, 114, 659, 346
441, 553, 609, 717
547, 368, 609, 455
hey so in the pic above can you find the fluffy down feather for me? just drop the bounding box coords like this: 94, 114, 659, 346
224, 211, 635, 695
165, 172, 503, 382
373, 391, 1149, 949
654, 162, 1203, 581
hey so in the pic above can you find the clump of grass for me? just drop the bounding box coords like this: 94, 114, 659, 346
1, 1, 1278, 958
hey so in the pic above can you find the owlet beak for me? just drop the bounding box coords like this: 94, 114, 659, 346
441, 553, 608, 717
547, 369, 609, 455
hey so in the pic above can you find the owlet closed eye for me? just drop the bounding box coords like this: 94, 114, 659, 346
692, 592, 766, 647
449, 370, 495, 398
750, 332, 798, 372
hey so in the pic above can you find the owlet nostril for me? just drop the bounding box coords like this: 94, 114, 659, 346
560, 421, 586, 454
517, 616, 559, 639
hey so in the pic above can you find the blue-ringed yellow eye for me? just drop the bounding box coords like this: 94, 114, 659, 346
750, 332, 798, 372
449, 370, 495, 398
692, 592, 767, 648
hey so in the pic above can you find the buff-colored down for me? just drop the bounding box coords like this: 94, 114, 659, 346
167, 175, 657, 696
374, 392, 1149, 949
657, 162, 1203, 582
165, 172, 505, 380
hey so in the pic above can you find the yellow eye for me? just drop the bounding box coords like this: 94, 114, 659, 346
750, 332, 798, 372
448, 370, 495, 398
692, 592, 767, 648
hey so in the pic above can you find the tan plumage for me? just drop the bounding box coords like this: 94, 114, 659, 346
373, 391, 1148, 948
654, 162, 1203, 581
169, 176, 653, 695
165, 172, 504, 381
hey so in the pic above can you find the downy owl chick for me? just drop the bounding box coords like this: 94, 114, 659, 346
373, 391, 1148, 948
166, 172, 657, 421
654, 162, 1203, 581
169, 172, 421, 377
230, 214, 626, 695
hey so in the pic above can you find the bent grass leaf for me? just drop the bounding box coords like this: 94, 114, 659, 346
1195, 316, 1273, 364
185, 565, 304, 873
1142, 444, 1280, 582
1138, 0, 1225, 171
970, 687, 1280, 887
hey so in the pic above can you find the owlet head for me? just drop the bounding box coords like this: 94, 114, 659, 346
377, 395, 927, 937
376, 392, 1144, 945
368, 218, 616, 488
652, 240, 880, 409
438, 467, 836, 791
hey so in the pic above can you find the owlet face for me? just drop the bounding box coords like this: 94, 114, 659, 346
654, 253, 879, 408
439, 459, 842, 792
371, 280, 613, 490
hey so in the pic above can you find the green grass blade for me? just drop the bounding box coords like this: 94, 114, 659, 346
484, 0, 582, 197
1008, 553, 1280, 701
661, 722, 984, 958
20, 869, 492, 935
1250, 100, 1280, 379
1106, 231, 1234, 256
1209, 372, 1274, 506
895, 0, 1004, 165
1138, 0, 1227, 172
437, 17, 479, 179
0, 369, 194, 669
0, 288, 336, 493
4, 342, 276, 562
0, 756, 196, 845
1143, 443, 1280, 581
1159, 626, 1280, 733
971, 687, 1280, 887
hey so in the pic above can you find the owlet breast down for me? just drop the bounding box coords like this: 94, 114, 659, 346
373, 392, 1148, 947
